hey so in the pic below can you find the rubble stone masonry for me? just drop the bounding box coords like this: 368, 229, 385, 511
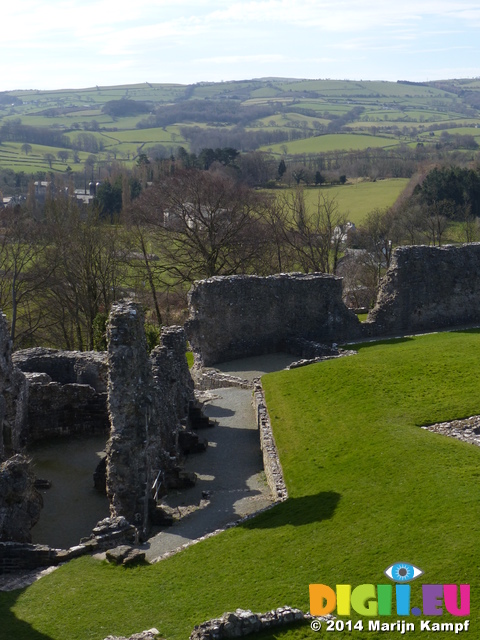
366, 243, 480, 335
186, 273, 362, 366
105, 301, 196, 525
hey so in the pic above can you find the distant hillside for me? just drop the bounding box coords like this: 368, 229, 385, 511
1, 78, 480, 177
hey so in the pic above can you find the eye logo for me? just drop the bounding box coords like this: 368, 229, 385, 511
384, 562, 423, 583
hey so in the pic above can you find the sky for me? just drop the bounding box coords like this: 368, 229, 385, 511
1, 0, 480, 92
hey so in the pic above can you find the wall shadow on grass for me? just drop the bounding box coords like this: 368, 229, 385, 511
0, 588, 53, 640
240, 492, 341, 530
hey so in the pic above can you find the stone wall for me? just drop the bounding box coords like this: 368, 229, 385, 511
0, 313, 41, 544
13, 348, 108, 391
106, 301, 198, 526
187, 246, 480, 366
103, 631, 159, 640
186, 273, 362, 366
190, 607, 312, 639
0, 516, 136, 573
253, 380, 288, 502
13, 348, 109, 442
24, 381, 108, 441
150, 325, 196, 457
100, 608, 312, 639
190, 366, 253, 391
366, 243, 480, 335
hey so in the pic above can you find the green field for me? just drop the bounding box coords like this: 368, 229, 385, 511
271, 179, 410, 226
2, 330, 479, 639
296, 179, 409, 224
249, 112, 329, 131
107, 128, 183, 144
0, 141, 92, 173
261, 133, 400, 156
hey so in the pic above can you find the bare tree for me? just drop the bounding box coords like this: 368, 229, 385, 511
43, 198, 129, 350
256, 198, 295, 274
130, 169, 268, 285
0, 208, 54, 347
124, 210, 166, 327
392, 200, 426, 246
276, 188, 347, 274
458, 204, 480, 243
337, 249, 379, 309
423, 201, 452, 246
356, 208, 397, 268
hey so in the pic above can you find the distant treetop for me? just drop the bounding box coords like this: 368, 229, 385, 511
102, 99, 151, 117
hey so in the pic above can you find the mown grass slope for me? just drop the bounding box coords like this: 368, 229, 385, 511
2, 330, 480, 639
298, 179, 409, 224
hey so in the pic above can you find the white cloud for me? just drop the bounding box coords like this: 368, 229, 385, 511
1, 0, 480, 89
4, 0, 478, 47
203, 0, 480, 31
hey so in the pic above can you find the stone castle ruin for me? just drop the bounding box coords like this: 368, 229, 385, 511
1, 243, 480, 557
187, 243, 480, 366
367, 244, 480, 335
186, 272, 362, 366
12, 347, 109, 441
0, 300, 204, 552
0, 314, 42, 543
106, 301, 203, 529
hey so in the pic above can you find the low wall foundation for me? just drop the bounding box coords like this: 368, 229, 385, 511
253, 379, 288, 502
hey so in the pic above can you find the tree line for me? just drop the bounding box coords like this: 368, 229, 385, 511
0, 120, 104, 154
2, 158, 480, 352
0, 120, 69, 148
136, 99, 277, 129
180, 125, 311, 153
0, 167, 354, 350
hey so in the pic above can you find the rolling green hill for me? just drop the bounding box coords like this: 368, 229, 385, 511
2, 78, 480, 176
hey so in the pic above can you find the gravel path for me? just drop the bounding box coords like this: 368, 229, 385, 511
144, 387, 270, 561
143, 354, 296, 562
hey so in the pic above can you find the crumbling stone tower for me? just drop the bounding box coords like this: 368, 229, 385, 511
105, 300, 197, 527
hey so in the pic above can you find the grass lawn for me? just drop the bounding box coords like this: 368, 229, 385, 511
2, 330, 480, 639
